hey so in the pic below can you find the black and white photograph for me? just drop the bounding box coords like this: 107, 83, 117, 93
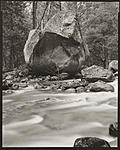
1, 1, 119, 147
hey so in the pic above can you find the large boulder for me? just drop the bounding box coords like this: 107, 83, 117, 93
108, 60, 118, 73
87, 80, 114, 92
23, 11, 89, 76
81, 65, 114, 82
73, 137, 110, 147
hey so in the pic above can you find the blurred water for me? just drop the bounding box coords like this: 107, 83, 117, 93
2, 79, 118, 147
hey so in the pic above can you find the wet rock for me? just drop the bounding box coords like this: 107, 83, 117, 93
69, 80, 82, 88
81, 65, 114, 82
11, 84, 19, 90
109, 122, 118, 137
109, 60, 118, 73
64, 88, 76, 93
5, 75, 13, 80
45, 75, 51, 81
7, 80, 13, 87
21, 78, 28, 83
87, 81, 114, 92
114, 71, 118, 77
60, 73, 69, 80
57, 88, 62, 92
80, 79, 89, 87
73, 137, 110, 147
34, 83, 42, 89
19, 83, 28, 88
76, 86, 86, 93
2, 82, 9, 90
28, 75, 32, 79
50, 76, 59, 81
61, 82, 71, 90
13, 77, 21, 82
19, 72, 24, 77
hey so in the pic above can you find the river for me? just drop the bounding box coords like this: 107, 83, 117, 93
2, 79, 118, 147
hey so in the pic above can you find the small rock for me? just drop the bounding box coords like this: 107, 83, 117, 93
21, 78, 28, 83
114, 71, 118, 77
11, 84, 19, 90
28, 75, 32, 79
73, 137, 110, 147
109, 60, 118, 73
13, 77, 20, 82
60, 72, 69, 80
76, 86, 86, 93
19, 72, 24, 77
109, 122, 118, 137
19, 83, 28, 88
2, 83, 9, 90
57, 88, 62, 92
34, 83, 42, 89
64, 88, 76, 93
5, 75, 13, 80
45, 75, 51, 81
50, 76, 58, 81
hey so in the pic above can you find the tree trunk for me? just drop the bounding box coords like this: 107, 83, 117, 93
59, 1, 61, 11
33, 1, 37, 29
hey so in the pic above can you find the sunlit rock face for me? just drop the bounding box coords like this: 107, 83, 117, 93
23, 11, 89, 76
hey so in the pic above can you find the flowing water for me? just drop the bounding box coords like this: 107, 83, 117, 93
2, 79, 118, 147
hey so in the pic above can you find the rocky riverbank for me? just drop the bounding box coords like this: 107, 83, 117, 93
2, 63, 118, 96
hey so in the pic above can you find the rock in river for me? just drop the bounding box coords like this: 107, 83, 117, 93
81, 65, 114, 82
73, 137, 110, 147
109, 60, 118, 73
87, 80, 114, 92
76, 86, 86, 93
64, 88, 76, 93
109, 122, 118, 137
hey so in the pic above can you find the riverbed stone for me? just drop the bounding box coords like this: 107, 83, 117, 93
87, 80, 114, 92
34, 83, 43, 89
73, 137, 111, 147
64, 88, 76, 93
109, 122, 118, 137
19, 83, 28, 88
81, 65, 114, 82
76, 86, 86, 93
2, 81, 9, 90
109, 60, 118, 73
11, 84, 19, 90
60, 73, 69, 80
5, 75, 13, 80
50, 76, 59, 81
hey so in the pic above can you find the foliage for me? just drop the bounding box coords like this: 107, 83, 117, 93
81, 2, 119, 68
2, 1, 32, 71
